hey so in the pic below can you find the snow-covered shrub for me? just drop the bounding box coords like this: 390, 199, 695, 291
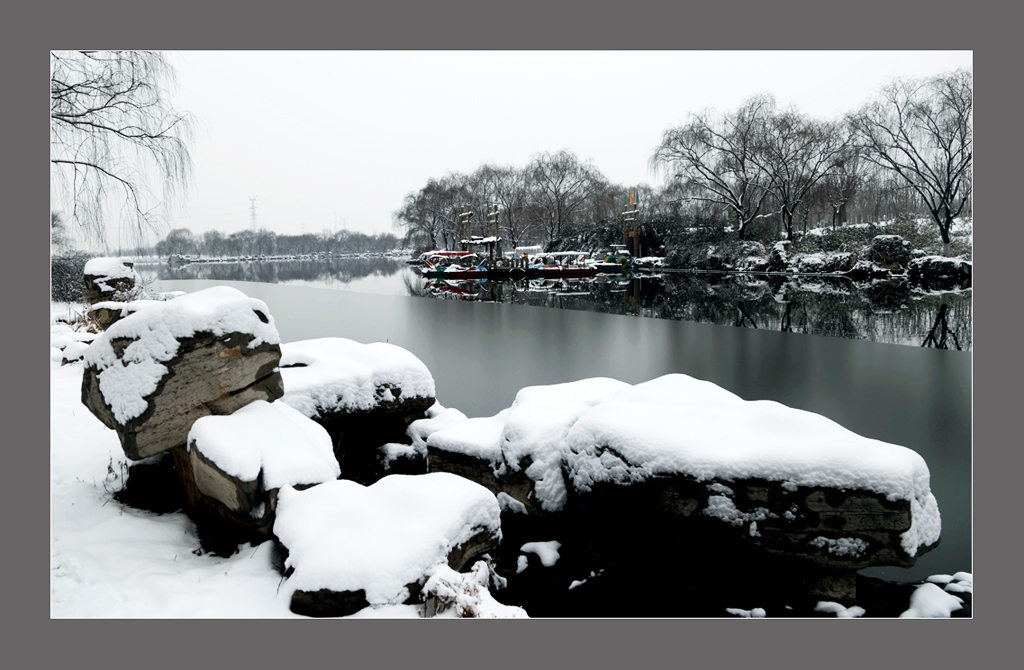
866, 235, 912, 270
791, 252, 854, 274
51, 252, 91, 302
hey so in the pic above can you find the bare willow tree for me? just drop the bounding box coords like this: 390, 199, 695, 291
528, 150, 603, 242
50, 50, 195, 250
651, 95, 776, 240
759, 113, 849, 240
850, 69, 972, 255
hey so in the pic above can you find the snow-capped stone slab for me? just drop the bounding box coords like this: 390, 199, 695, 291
275, 473, 502, 617
420, 373, 940, 575
81, 286, 284, 460
279, 337, 435, 419
563, 374, 940, 568
83, 256, 139, 304
278, 338, 436, 483
188, 400, 340, 518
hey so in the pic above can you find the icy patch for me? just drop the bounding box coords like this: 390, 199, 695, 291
516, 555, 529, 574
815, 601, 866, 618
808, 536, 869, 558
188, 399, 340, 490
82, 286, 280, 424
899, 583, 964, 618
279, 337, 434, 418
520, 541, 561, 567
274, 474, 501, 607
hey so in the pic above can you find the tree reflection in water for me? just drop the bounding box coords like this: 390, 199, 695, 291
139, 257, 971, 350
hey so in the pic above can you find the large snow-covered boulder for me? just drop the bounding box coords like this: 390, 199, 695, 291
81, 286, 284, 460
83, 257, 139, 304
279, 338, 436, 483
421, 374, 940, 579
274, 473, 502, 617
563, 374, 940, 570
185, 400, 341, 536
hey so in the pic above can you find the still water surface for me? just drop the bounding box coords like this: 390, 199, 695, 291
153, 276, 972, 583
141, 256, 972, 350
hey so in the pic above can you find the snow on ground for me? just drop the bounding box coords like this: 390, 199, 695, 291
814, 602, 866, 618
274, 473, 501, 607
726, 607, 767, 618
50, 357, 300, 617
899, 583, 965, 618
82, 286, 280, 425
188, 400, 340, 491
278, 337, 435, 418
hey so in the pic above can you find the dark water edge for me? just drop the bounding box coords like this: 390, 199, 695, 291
154, 279, 971, 595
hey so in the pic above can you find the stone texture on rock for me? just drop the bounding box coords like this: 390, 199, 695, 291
82, 330, 284, 460
427, 447, 541, 515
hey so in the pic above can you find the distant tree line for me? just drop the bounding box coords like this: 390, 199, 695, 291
394, 69, 971, 257
150, 227, 402, 258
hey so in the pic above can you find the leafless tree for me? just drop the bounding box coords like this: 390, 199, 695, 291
528, 150, 603, 242
476, 164, 536, 249
849, 69, 972, 255
822, 143, 864, 229
651, 95, 776, 240
50, 50, 195, 250
759, 113, 849, 240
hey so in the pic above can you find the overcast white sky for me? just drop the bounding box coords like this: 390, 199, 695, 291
161, 51, 971, 240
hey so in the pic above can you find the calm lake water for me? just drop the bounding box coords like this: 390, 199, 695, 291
152, 271, 972, 584
141, 256, 972, 351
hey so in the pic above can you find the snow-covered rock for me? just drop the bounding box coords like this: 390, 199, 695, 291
81, 286, 283, 460
791, 252, 854, 274
420, 373, 940, 579
274, 473, 502, 617
279, 337, 435, 419
83, 256, 140, 304
907, 255, 972, 288
278, 338, 437, 483
187, 400, 340, 534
